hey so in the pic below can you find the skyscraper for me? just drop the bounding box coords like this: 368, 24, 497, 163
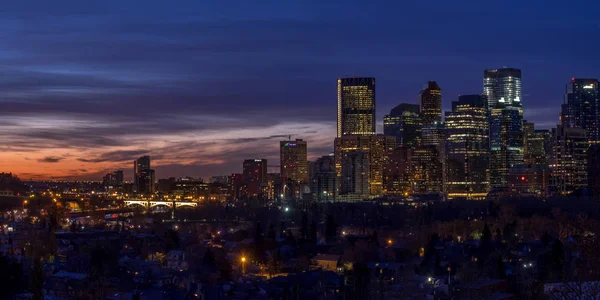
137, 169, 155, 195
507, 164, 551, 198
413, 145, 443, 194
340, 150, 369, 199
523, 120, 535, 159
383, 103, 422, 148
421, 122, 444, 148
103, 170, 124, 190
280, 139, 308, 200
419, 81, 442, 125
310, 154, 338, 201
525, 130, 551, 165
337, 77, 376, 137
134, 156, 151, 193
242, 159, 267, 199
334, 134, 396, 198
383, 146, 413, 196
588, 145, 600, 195
490, 99, 524, 189
561, 78, 600, 142
445, 94, 490, 199
483, 68, 522, 110
551, 125, 587, 195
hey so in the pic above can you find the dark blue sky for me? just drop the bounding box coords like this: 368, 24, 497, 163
0, 0, 598, 180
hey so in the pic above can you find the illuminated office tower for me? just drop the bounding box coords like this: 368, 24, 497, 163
422, 122, 444, 147
483, 68, 522, 110
383, 146, 413, 196
337, 77, 376, 137
310, 154, 338, 201
561, 78, 600, 142
383, 103, 422, 148
551, 125, 588, 195
280, 139, 308, 200
334, 134, 396, 198
490, 98, 524, 189
525, 130, 551, 165
134, 155, 151, 193
445, 95, 490, 199
419, 81, 442, 125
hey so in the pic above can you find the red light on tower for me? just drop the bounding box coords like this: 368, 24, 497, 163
521, 176, 526, 181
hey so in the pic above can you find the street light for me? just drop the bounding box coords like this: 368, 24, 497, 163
241, 256, 247, 275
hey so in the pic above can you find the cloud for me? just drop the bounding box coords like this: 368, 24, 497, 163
37, 156, 64, 163
0, 1, 598, 179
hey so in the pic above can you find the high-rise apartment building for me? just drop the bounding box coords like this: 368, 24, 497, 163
551, 125, 588, 195
340, 150, 369, 199
412, 145, 443, 194
419, 81, 442, 125
137, 169, 155, 195
334, 134, 396, 198
561, 78, 600, 142
483, 68, 522, 110
383, 146, 413, 196
490, 99, 524, 189
383, 103, 422, 148
280, 139, 308, 200
445, 94, 490, 199
337, 77, 376, 137
103, 170, 124, 190
242, 159, 268, 199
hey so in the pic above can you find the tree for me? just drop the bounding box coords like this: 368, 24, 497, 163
31, 256, 43, 300
165, 229, 180, 250
203, 248, 216, 266
300, 212, 308, 241
254, 221, 263, 244
309, 221, 317, 242
325, 214, 337, 242
267, 249, 283, 278
267, 224, 276, 240
0, 255, 24, 298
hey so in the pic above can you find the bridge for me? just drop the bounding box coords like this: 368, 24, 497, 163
123, 199, 198, 209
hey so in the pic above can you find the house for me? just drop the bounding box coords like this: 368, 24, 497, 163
313, 254, 340, 271
167, 250, 188, 271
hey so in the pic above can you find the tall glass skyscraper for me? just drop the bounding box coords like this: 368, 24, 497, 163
419, 81, 442, 125
484, 68, 522, 110
489, 101, 524, 188
445, 95, 490, 199
337, 77, 376, 137
561, 78, 600, 142
383, 103, 422, 148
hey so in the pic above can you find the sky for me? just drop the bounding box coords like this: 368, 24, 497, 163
0, 0, 599, 181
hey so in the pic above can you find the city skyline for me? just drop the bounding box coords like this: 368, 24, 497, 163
0, 1, 599, 181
